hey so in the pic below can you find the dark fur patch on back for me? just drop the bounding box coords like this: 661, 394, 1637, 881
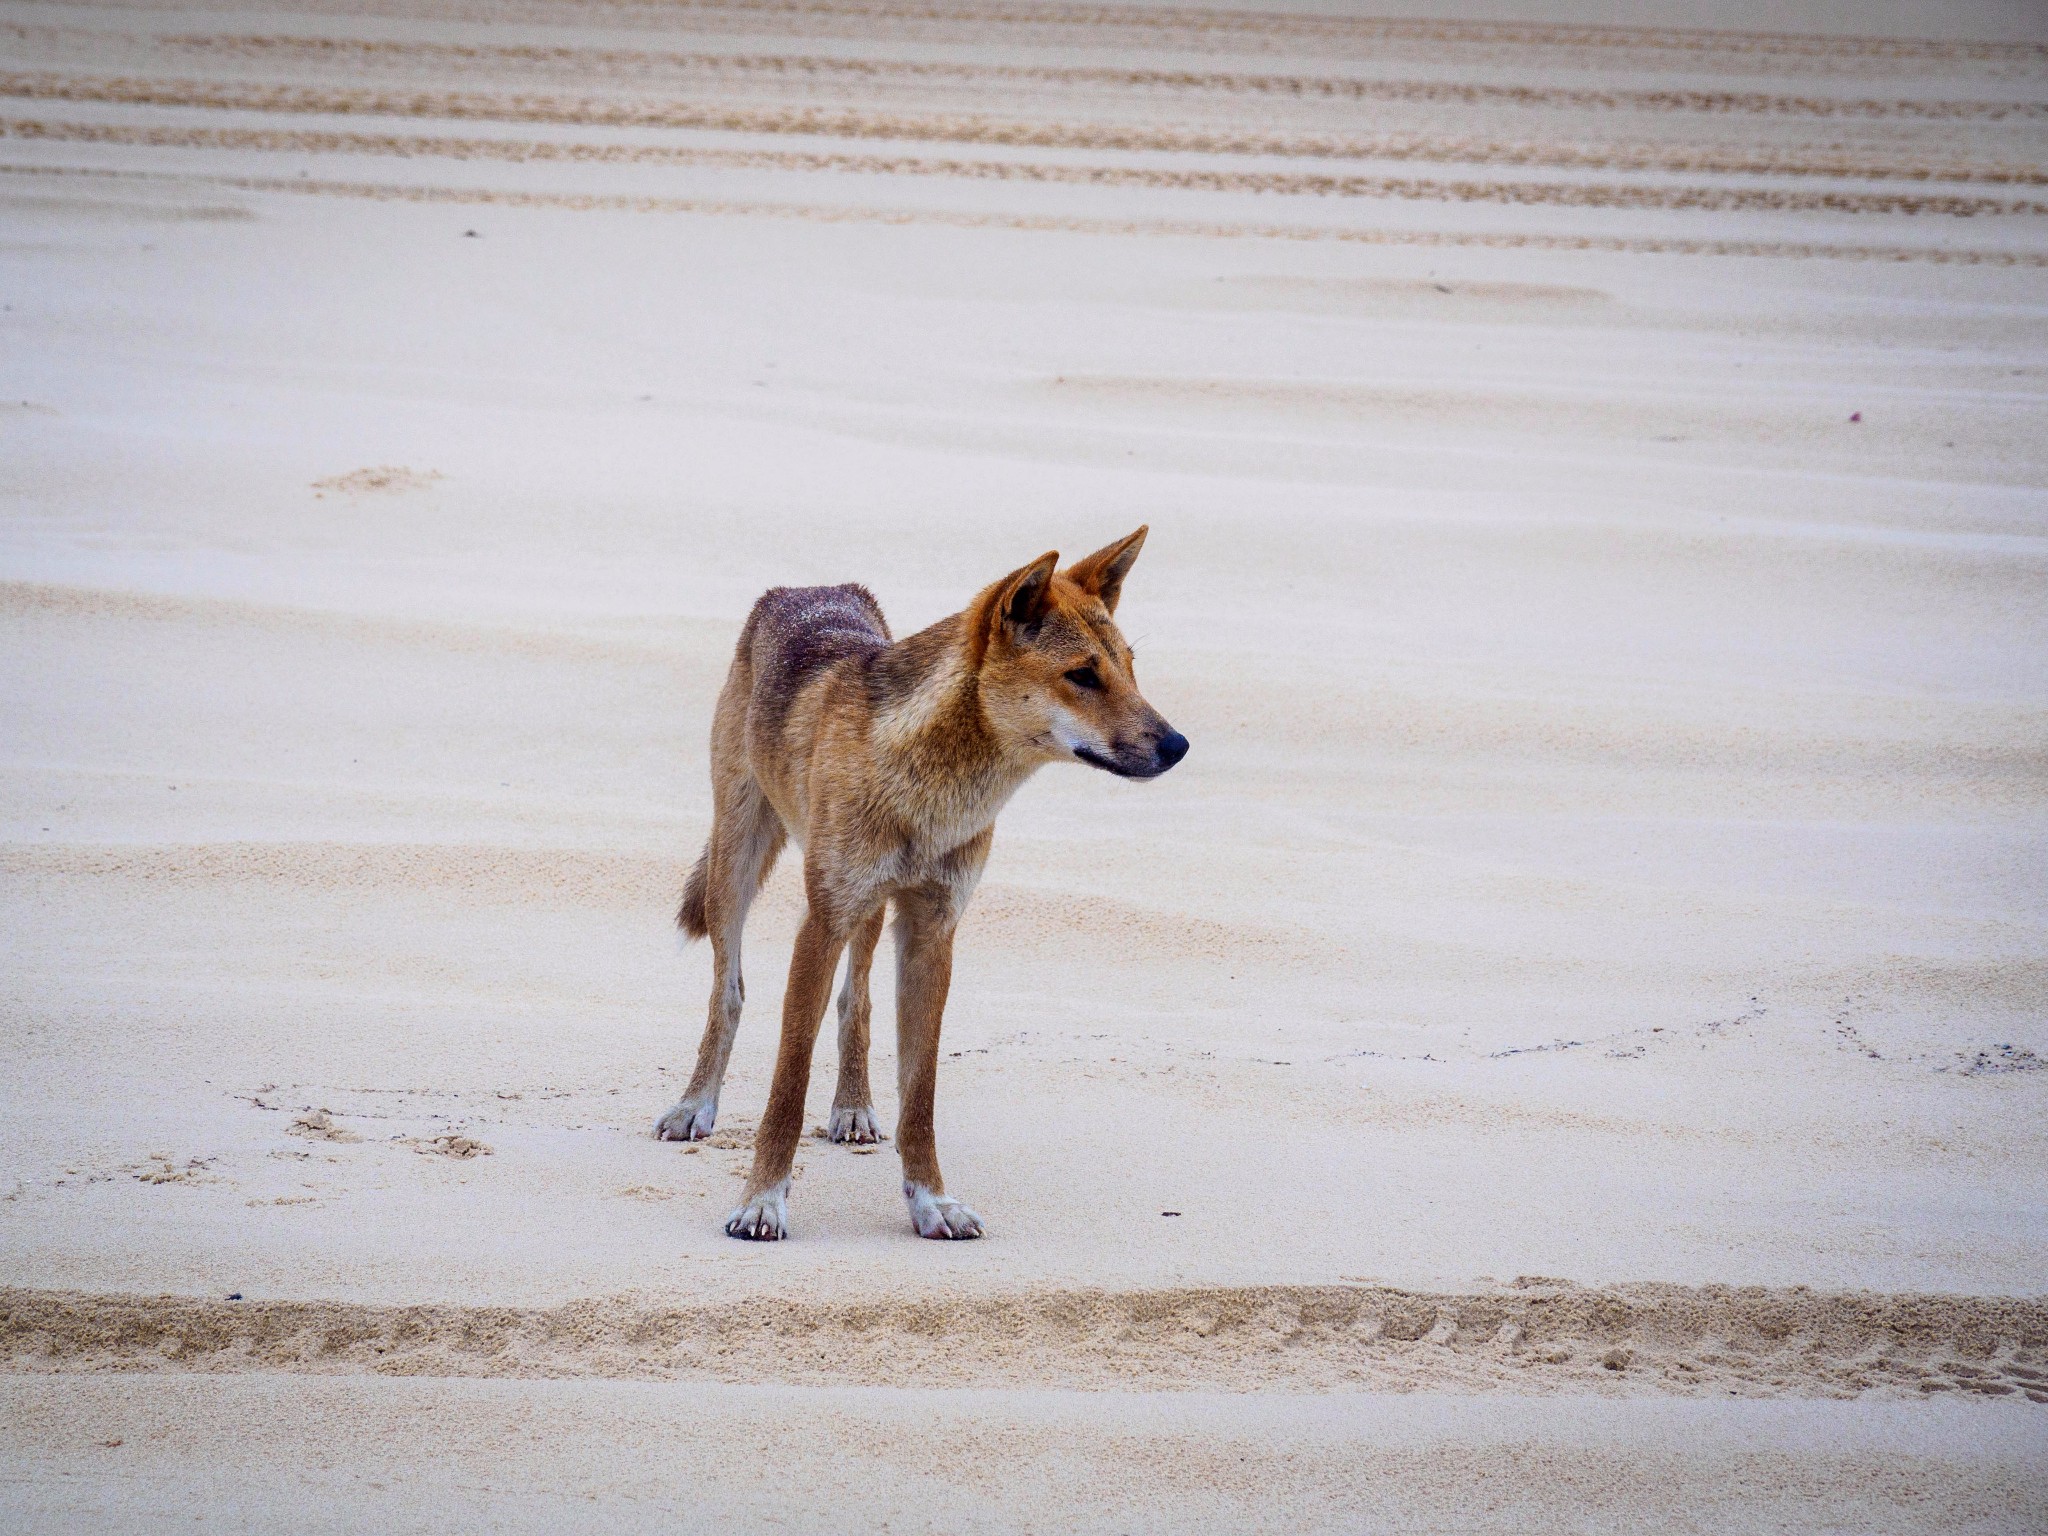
745, 584, 890, 731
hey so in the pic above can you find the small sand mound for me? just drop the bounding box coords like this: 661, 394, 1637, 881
311, 466, 443, 495
286, 1110, 360, 1144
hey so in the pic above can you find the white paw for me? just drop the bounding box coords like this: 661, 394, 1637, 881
828, 1106, 884, 1144
655, 1097, 716, 1142
724, 1181, 790, 1241
904, 1181, 983, 1240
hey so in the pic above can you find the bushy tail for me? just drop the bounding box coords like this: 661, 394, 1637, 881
676, 844, 710, 940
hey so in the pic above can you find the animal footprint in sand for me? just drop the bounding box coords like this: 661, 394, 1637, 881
127, 1153, 216, 1185
407, 1133, 491, 1159
287, 1109, 361, 1144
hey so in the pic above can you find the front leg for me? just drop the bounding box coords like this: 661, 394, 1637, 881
893, 886, 982, 1240
726, 908, 847, 1241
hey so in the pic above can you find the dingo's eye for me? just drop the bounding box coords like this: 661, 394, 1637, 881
1064, 665, 1102, 691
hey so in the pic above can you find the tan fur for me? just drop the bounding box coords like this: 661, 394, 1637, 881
656, 528, 1186, 1240
676, 849, 710, 940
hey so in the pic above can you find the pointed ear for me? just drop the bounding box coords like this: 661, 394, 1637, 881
990, 550, 1060, 640
1062, 525, 1148, 614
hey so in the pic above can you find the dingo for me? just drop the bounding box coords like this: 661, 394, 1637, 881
657, 528, 1187, 1240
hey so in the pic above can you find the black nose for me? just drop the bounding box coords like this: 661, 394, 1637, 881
1155, 731, 1189, 769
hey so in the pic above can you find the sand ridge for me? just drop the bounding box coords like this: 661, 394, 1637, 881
7, 1282, 2046, 1400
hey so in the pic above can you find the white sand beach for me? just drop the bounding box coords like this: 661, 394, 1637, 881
2, 0, 2045, 1528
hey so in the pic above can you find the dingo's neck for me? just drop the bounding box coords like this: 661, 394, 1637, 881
868, 617, 1039, 856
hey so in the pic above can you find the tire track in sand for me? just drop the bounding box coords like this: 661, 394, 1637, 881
11, 73, 2048, 157
10, 164, 2047, 265
10, 119, 2043, 218
144, 35, 2048, 122
5, 1283, 2045, 1397
10, 72, 2047, 194
18, 102, 2048, 192
233, 0, 2048, 68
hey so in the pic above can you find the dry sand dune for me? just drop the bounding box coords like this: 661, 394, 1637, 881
2, 0, 2046, 1528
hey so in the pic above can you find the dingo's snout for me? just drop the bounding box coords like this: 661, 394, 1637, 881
1075, 721, 1186, 780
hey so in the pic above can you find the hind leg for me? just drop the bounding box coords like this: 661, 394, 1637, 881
827, 904, 887, 1144
725, 898, 850, 1240
656, 783, 783, 1142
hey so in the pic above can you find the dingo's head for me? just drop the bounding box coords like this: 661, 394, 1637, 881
974, 527, 1188, 780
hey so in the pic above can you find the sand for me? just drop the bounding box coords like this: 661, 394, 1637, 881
5, 1378, 2044, 1534
2, 0, 2046, 1528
